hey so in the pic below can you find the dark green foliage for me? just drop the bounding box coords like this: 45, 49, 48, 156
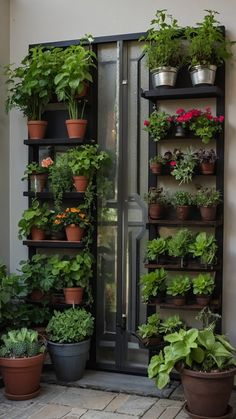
0, 328, 45, 358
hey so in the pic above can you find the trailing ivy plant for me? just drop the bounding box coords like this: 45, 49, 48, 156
49, 153, 73, 212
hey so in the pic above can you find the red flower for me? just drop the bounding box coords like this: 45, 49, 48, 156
167, 116, 173, 122
205, 107, 211, 113
176, 108, 185, 115
219, 115, 224, 123
144, 120, 150, 127
170, 160, 177, 167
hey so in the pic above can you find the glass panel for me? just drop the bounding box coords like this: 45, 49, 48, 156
96, 43, 118, 365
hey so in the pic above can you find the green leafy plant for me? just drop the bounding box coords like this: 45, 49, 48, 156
18, 199, 51, 239
54, 207, 89, 228
5, 46, 61, 120
19, 254, 55, 293
0, 328, 45, 358
189, 232, 218, 265
46, 308, 94, 343
149, 155, 167, 165
141, 9, 183, 69
171, 191, 193, 207
49, 152, 73, 212
67, 144, 110, 177
171, 148, 197, 184
54, 38, 96, 119
167, 228, 194, 258
195, 187, 221, 207
159, 315, 185, 335
189, 108, 224, 144
144, 110, 171, 142
137, 314, 161, 339
148, 315, 236, 389
140, 268, 167, 303
185, 10, 235, 67
166, 275, 191, 296
146, 238, 167, 261
22, 157, 53, 180
192, 273, 215, 295
144, 187, 169, 205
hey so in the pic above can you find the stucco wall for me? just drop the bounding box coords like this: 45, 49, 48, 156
0, 0, 10, 267
9, 0, 236, 342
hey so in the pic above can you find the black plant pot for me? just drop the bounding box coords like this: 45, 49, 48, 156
47, 339, 90, 382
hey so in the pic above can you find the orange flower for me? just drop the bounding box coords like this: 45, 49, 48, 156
41, 157, 53, 168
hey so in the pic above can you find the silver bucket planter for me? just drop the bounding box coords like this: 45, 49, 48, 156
190, 65, 217, 86
151, 67, 178, 88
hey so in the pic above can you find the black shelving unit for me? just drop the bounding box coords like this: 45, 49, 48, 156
142, 66, 225, 332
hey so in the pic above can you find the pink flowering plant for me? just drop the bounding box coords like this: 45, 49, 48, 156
144, 109, 171, 142
189, 107, 224, 144
22, 157, 54, 180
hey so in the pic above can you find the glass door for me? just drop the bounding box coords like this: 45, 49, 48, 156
96, 39, 149, 373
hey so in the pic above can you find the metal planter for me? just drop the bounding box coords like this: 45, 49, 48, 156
151, 67, 178, 88
190, 65, 217, 86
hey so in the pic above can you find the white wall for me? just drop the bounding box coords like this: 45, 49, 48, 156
9, 0, 236, 342
0, 0, 10, 267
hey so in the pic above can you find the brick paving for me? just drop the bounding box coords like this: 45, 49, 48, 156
0, 381, 235, 418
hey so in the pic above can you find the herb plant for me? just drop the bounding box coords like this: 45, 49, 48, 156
171, 148, 197, 184
140, 268, 167, 303
195, 187, 221, 207
149, 155, 166, 165
172, 191, 193, 207
192, 273, 215, 295
144, 187, 169, 205
166, 275, 191, 296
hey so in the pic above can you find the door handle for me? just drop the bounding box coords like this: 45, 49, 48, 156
116, 314, 127, 331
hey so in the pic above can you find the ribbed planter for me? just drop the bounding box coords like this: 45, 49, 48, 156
47, 339, 90, 381
63, 287, 84, 305
73, 175, 89, 192
0, 353, 44, 400
66, 119, 87, 139
27, 121, 47, 140
31, 227, 46, 240
65, 225, 84, 242
29, 173, 48, 192
181, 367, 236, 417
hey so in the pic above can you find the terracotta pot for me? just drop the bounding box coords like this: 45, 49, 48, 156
150, 163, 163, 174
73, 175, 89, 192
30, 289, 45, 302
181, 367, 236, 417
66, 119, 87, 139
63, 287, 84, 305
200, 162, 215, 175
29, 173, 48, 193
27, 121, 47, 140
149, 203, 164, 219
0, 353, 45, 400
31, 227, 46, 240
171, 296, 186, 306
176, 206, 191, 221
65, 224, 84, 241
195, 294, 211, 306
199, 206, 217, 221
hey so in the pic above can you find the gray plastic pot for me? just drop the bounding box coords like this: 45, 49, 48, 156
47, 339, 90, 382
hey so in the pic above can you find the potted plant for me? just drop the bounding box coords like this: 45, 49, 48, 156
48, 210, 66, 240
167, 228, 194, 266
140, 268, 167, 303
5, 46, 61, 139
18, 199, 50, 240
46, 307, 94, 381
171, 107, 197, 137
143, 109, 171, 142
67, 144, 110, 192
22, 157, 53, 192
137, 313, 162, 347
195, 148, 217, 174
141, 9, 184, 88
54, 39, 96, 139
185, 10, 235, 86
146, 237, 167, 263
144, 187, 169, 219
189, 232, 218, 266
51, 252, 93, 305
189, 107, 224, 144
171, 190, 193, 220
159, 314, 185, 335
195, 186, 221, 221
0, 328, 46, 400
170, 147, 197, 184
148, 310, 236, 418
54, 207, 89, 242
149, 154, 166, 174
166, 275, 191, 306
192, 273, 215, 306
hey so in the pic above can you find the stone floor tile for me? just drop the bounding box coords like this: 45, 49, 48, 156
52, 387, 117, 410
158, 406, 184, 419
28, 404, 71, 419
79, 411, 140, 419
105, 393, 130, 412
36, 384, 68, 404
115, 394, 156, 416
169, 385, 185, 401
142, 400, 184, 419
141, 402, 166, 418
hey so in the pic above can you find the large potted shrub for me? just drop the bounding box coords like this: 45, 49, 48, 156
141, 9, 184, 88
18, 199, 50, 240
185, 10, 235, 86
148, 309, 236, 418
54, 39, 96, 139
46, 307, 94, 381
195, 186, 221, 221
5, 46, 60, 139
0, 328, 45, 400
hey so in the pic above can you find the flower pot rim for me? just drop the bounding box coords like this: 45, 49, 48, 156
47, 338, 90, 347
66, 119, 87, 124
181, 367, 236, 379
151, 66, 178, 73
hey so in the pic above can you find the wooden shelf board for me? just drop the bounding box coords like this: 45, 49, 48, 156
145, 263, 220, 272
24, 138, 85, 146
23, 240, 84, 248
23, 191, 84, 199
147, 219, 223, 227
148, 302, 221, 310
141, 86, 223, 101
